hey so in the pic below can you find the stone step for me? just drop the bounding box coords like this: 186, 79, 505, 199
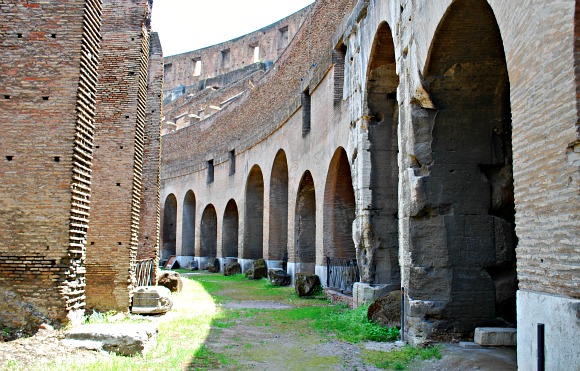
474, 327, 516, 346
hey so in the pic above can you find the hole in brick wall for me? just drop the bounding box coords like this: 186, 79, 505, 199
125, 115, 129, 119
91, 241, 94, 245
42, 96, 49, 100
4, 95, 11, 99
129, 71, 135, 76
400, 5, 404, 13
131, 37, 134, 41
116, 182, 121, 186
95, 145, 99, 149
6, 156, 13, 161
17, 33, 22, 38
144, 187, 148, 191
118, 242, 122, 245
145, 236, 149, 240
119, 145, 123, 149
54, 156, 60, 162
51, 34, 56, 38
46, 246, 49, 250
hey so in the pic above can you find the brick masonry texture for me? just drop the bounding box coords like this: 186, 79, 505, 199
159, 0, 579, 364
85, 0, 153, 312
0, 0, 102, 324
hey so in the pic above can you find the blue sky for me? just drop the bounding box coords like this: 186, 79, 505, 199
151, 0, 315, 56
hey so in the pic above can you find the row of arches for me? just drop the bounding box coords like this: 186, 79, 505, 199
161, 147, 358, 276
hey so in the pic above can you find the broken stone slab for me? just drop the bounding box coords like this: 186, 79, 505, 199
131, 286, 173, 315
224, 261, 241, 276
474, 327, 516, 346
64, 322, 158, 356
294, 273, 321, 296
158, 271, 183, 292
268, 268, 290, 286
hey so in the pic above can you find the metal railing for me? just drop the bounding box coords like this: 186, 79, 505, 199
135, 258, 155, 286
325, 256, 359, 295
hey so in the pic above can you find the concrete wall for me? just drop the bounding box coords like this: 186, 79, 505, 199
160, 0, 579, 368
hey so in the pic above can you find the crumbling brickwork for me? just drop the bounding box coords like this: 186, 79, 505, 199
137, 31, 163, 283
85, 0, 153, 312
0, 0, 102, 326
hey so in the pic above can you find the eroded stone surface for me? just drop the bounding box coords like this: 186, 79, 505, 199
158, 271, 183, 293
131, 286, 173, 315
294, 273, 321, 297
64, 322, 158, 356
268, 268, 290, 286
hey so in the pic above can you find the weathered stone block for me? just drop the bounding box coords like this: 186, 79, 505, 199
294, 273, 321, 296
268, 268, 290, 286
224, 261, 241, 276
64, 322, 158, 356
158, 271, 183, 292
131, 286, 173, 315
367, 290, 401, 328
474, 327, 516, 346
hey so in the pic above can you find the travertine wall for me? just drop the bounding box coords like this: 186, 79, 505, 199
85, 0, 153, 312
0, 0, 102, 327
160, 0, 579, 367
162, 5, 311, 99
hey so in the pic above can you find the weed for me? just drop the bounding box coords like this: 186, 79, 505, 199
363, 345, 442, 370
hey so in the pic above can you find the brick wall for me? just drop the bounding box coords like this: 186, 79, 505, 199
0, 0, 102, 325
137, 31, 163, 280
85, 0, 152, 312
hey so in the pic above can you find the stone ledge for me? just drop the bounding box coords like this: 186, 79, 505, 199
474, 327, 516, 346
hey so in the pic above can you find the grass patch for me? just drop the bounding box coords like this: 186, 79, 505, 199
363, 345, 442, 370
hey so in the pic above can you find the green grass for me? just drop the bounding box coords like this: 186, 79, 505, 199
363, 345, 442, 370
23, 272, 405, 371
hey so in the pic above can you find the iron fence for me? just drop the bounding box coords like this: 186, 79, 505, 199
325, 256, 359, 295
136, 258, 155, 286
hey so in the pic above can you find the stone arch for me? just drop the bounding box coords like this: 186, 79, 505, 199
419, 0, 517, 335
200, 204, 217, 260
268, 149, 289, 263
181, 190, 196, 257
363, 21, 400, 284
161, 194, 177, 261
323, 147, 355, 260
222, 199, 239, 258
244, 165, 264, 259
294, 171, 316, 273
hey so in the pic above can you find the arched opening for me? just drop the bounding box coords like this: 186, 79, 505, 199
161, 194, 177, 261
420, 0, 517, 334
222, 199, 239, 258
324, 147, 357, 292
268, 150, 289, 264
295, 171, 316, 273
182, 190, 196, 257
324, 147, 356, 259
244, 165, 264, 259
365, 21, 400, 284
200, 204, 217, 261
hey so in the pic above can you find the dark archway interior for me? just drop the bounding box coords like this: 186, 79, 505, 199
424, 0, 517, 327
182, 190, 196, 257
201, 204, 217, 260
366, 22, 400, 284
222, 199, 239, 258
295, 171, 316, 268
162, 194, 177, 260
269, 150, 289, 262
323, 147, 356, 259
244, 165, 264, 259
